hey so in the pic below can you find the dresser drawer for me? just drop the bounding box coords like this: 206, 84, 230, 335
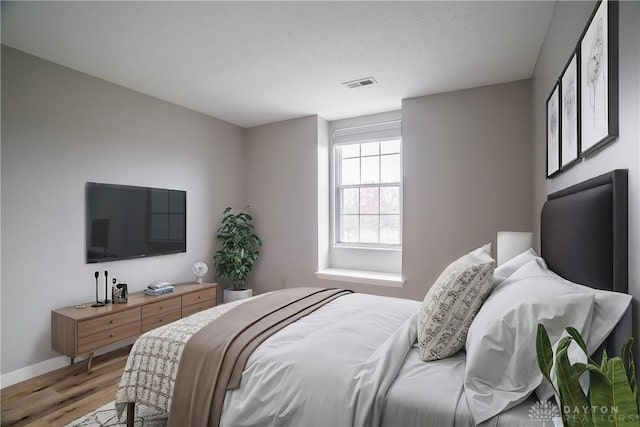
77, 308, 141, 338
78, 320, 141, 354
141, 309, 182, 333
182, 288, 216, 307
182, 299, 216, 318
141, 296, 181, 318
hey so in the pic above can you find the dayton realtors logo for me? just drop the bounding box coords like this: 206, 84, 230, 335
529, 402, 639, 425
563, 405, 638, 424
528, 401, 560, 424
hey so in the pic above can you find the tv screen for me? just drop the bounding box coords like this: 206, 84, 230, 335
86, 182, 186, 263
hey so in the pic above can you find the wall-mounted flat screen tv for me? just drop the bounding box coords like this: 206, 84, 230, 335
86, 182, 186, 263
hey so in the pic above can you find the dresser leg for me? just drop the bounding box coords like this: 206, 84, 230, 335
127, 402, 135, 427
70, 357, 74, 365
87, 352, 95, 373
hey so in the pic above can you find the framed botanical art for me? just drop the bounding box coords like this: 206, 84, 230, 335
546, 81, 561, 178
579, 0, 618, 157
560, 50, 580, 169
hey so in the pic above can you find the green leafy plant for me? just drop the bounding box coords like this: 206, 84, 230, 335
536, 324, 639, 427
213, 207, 262, 291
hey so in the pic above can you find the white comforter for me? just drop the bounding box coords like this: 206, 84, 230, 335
220, 293, 419, 426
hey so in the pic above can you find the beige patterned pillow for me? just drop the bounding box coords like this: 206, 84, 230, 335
418, 245, 495, 361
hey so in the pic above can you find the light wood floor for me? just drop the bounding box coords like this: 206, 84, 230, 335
0, 345, 132, 427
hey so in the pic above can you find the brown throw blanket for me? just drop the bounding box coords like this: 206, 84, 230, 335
167, 287, 352, 427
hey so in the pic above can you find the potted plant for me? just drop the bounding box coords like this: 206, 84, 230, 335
536, 324, 639, 427
213, 206, 262, 303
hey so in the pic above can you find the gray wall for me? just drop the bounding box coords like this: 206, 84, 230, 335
243, 80, 533, 301
402, 80, 532, 300
1, 46, 245, 374
531, 1, 640, 358
243, 116, 323, 294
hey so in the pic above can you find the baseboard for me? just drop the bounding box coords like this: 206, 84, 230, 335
0, 355, 70, 388
0, 337, 137, 389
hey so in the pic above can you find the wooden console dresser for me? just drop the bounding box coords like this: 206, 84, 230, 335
51, 282, 217, 371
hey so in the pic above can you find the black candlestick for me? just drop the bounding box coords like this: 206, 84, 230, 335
104, 270, 110, 304
91, 271, 105, 307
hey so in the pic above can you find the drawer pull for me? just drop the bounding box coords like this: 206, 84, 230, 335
159, 319, 163, 323
198, 296, 201, 299
109, 333, 114, 338
109, 320, 114, 324
160, 305, 163, 309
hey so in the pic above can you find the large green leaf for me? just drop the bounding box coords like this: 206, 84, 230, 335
590, 369, 614, 427
602, 350, 610, 376
537, 324, 555, 385
621, 338, 638, 410
567, 327, 590, 358
556, 346, 594, 427
607, 358, 640, 427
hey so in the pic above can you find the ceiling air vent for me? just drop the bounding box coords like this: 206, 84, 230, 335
342, 77, 377, 89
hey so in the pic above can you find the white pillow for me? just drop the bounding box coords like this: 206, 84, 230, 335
531, 264, 632, 401
417, 244, 495, 361
491, 248, 544, 289
472, 242, 492, 258
464, 260, 596, 424
546, 268, 632, 354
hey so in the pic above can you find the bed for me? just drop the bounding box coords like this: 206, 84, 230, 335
115, 169, 631, 427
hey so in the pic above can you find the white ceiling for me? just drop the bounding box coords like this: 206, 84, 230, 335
1, 1, 555, 128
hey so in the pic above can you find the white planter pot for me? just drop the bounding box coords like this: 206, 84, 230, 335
223, 288, 253, 303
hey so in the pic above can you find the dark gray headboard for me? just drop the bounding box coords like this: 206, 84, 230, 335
540, 169, 629, 354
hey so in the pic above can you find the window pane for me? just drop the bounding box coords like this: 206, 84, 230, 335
380, 186, 400, 214
360, 187, 379, 214
361, 156, 379, 184
380, 154, 401, 183
334, 135, 402, 248
380, 215, 401, 244
341, 215, 359, 243
342, 188, 359, 214
341, 158, 360, 185
341, 144, 360, 159
361, 142, 379, 157
360, 215, 379, 243
380, 139, 401, 154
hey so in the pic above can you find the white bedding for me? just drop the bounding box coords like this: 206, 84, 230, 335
116, 291, 540, 426
383, 346, 541, 427
221, 293, 419, 426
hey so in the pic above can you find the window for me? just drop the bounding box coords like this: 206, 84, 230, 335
333, 121, 402, 248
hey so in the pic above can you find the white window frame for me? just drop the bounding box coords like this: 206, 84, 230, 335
331, 120, 403, 250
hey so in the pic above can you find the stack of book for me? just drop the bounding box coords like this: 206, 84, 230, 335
144, 282, 175, 296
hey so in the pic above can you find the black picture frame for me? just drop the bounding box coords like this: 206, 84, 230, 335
113, 283, 128, 304
560, 49, 580, 171
579, 0, 618, 157
546, 81, 561, 179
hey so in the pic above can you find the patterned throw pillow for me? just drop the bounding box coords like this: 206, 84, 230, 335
418, 245, 495, 361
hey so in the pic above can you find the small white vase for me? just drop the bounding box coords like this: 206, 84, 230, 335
223, 288, 253, 303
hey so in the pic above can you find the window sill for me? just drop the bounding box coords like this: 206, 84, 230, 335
315, 268, 404, 288
333, 244, 402, 252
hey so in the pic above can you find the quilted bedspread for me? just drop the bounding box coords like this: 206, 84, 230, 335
115, 297, 252, 417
